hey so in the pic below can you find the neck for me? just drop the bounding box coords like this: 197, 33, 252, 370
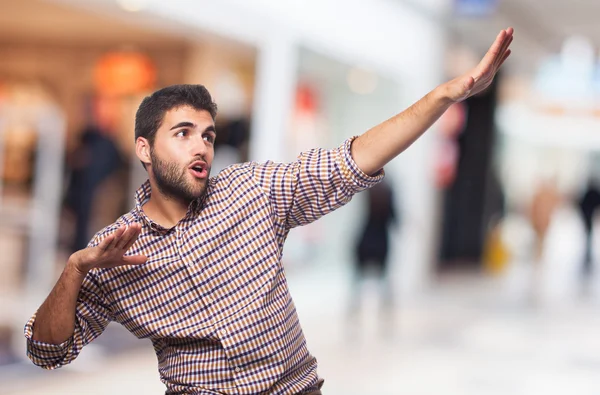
143, 179, 191, 229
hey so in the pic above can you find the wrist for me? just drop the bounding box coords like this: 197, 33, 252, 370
67, 252, 89, 278
432, 83, 456, 106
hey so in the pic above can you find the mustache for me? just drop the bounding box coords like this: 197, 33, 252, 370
187, 156, 210, 168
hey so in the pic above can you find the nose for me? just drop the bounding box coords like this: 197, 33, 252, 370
189, 134, 208, 158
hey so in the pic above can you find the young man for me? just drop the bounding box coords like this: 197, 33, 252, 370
24, 29, 513, 394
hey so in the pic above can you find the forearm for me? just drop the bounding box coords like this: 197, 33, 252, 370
351, 84, 453, 176
31, 257, 87, 344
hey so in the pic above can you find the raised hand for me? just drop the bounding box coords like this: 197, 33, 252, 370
71, 223, 147, 275
444, 27, 514, 103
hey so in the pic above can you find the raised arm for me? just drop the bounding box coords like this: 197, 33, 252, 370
351, 28, 514, 176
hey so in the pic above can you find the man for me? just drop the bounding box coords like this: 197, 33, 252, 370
24, 28, 513, 394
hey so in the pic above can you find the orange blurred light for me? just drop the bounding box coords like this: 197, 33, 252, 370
94, 51, 156, 96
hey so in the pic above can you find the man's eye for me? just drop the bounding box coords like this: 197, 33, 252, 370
176, 130, 187, 137
203, 135, 215, 143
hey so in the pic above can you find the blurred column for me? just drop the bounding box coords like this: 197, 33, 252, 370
249, 33, 298, 163
16, 106, 66, 358
387, 1, 449, 296
26, 107, 66, 299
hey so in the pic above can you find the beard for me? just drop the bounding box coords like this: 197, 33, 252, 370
150, 149, 210, 203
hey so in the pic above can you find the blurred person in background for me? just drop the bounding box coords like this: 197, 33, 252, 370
530, 179, 561, 261
23, 29, 513, 395
578, 177, 600, 280
528, 178, 561, 302
65, 95, 124, 251
349, 179, 398, 336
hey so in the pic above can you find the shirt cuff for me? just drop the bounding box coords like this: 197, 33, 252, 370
339, 136, 385, 191
24, 314, 72, 369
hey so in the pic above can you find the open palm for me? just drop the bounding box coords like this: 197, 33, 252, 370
73, 223, 147, 274
446, 27, 514, 103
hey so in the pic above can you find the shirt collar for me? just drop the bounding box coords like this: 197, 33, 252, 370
134, 179, 208, 232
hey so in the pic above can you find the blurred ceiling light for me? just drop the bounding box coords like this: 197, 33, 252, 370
94, 51, 156, 96
116, 0, 148, 12
346, 67, 378, 95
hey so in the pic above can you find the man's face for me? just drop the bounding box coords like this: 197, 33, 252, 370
147, 106, 216, 203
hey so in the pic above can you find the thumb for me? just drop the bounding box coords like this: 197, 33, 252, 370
463, 76, 475, 92
448, 75, 475, 103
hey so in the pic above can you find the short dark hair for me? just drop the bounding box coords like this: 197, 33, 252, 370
135, 84, 218, 146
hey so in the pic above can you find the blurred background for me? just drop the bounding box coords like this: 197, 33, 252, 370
1, 0, 600, 394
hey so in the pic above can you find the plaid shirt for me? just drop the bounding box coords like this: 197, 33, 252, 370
24, 137, 383, 394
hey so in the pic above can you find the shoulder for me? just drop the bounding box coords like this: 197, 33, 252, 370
216, 161, 254, 175
212, 162, 263, 186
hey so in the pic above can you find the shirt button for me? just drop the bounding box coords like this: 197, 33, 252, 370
234, 367, 242, 373
220, 329, 227, 335
205, 296, 213, 304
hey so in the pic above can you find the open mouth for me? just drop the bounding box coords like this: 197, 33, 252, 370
188, 161, 208, 179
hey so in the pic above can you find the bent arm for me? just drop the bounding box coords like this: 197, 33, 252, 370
24, 222, 145, 369
31, 257, 86, 345
24, 258, 112, 369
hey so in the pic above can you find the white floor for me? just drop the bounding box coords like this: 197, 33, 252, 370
3, 265, 600, 395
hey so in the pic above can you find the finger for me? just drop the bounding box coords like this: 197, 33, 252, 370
489, 28, 513, 64
497, 49, 512, 69
482, 30, 508, 65
122, 224, 142, 252
115, 224, 136, 250
109, 226, 127, 248
494, 36, 513, 68
499, 35, 513, 58
98, 233, 115, 252
121, 255, 148, 266
106, 226, 126, 250
495, 34, 512, 62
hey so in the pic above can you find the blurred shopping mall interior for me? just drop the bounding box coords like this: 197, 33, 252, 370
1, 0, 600, 394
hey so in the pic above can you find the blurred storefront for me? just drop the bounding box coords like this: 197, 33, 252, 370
4, 1, 600, 394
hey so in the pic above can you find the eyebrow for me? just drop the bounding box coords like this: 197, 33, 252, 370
169, 122, 216, 134
169, 121, 195, 130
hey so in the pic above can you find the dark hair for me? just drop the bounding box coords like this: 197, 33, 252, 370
135, 84, 218, 146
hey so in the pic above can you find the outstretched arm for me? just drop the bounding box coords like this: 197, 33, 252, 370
351, 28, 514, 176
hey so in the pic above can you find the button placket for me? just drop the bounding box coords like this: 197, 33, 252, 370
179, 220, 225, 332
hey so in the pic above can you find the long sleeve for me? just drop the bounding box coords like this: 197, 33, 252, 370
23, 269, 113, 369
253, 136, 384, 230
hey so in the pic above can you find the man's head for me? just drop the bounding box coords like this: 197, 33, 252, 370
135, 85, 218, 203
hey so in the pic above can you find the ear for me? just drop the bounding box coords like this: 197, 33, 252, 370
136, 137, 152, 168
